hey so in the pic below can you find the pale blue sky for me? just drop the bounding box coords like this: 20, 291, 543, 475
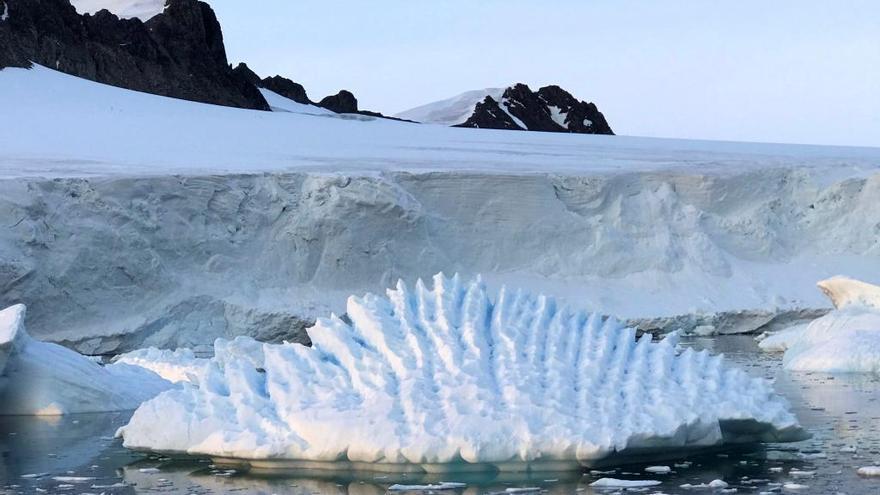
207, 1, 879, 147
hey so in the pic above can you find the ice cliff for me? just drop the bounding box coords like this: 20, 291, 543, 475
1, 65, 880, 354
0, 304, 171, 415
117, 274, 806, 471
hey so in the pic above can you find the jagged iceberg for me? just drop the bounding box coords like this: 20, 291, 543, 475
763, 277, 880, 373
118, 274, 806, 472
0, 304, 171, 415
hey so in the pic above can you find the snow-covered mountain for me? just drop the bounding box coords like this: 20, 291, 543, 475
1, 64, 879, 355
394, 88, 506, 126
70, 0, 164, 19
397, 83, 614, 134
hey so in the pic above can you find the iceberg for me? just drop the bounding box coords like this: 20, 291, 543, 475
118, 274, 805, 472
772, 277, 880, 373
0, 304, 171, 415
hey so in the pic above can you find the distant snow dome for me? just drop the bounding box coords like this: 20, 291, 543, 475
118, 273, 806, 472
394, 88, 506, 125
70, 0, 165, 20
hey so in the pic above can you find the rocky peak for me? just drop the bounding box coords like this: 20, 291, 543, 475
0, 0, 268, 110
456, 83, 613, 135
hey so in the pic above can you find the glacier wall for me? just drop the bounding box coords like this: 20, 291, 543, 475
1, 167, 879, 353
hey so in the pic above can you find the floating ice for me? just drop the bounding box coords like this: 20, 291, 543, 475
590, 478, 661, 487
0, 304, 171, 415
118, 274, 806, 471
857, 466, 880, 477
765, 277, 880, 373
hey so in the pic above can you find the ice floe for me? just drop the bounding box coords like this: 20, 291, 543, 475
0, 304, 171, 415
117, 274, 805, 471
761, 277, 880, 373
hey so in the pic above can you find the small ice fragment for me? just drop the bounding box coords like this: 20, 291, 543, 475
857, 466, 880, 477
138, 467, 160, 473
645, 466, 671, 474
388, 482, 467, 491
783, 484, 809, 490
788, 469, 815, 477
590, 478, 661, 488
51, 476, 95, 482
709, 480, 729, 488
20, 473, 49, 479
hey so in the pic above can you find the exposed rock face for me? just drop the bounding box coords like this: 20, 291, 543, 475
461, 96, 523, 131
318, 90, 358, 114
0, 0, 269, 110
262, 74, 311, 105
457, 83, 613, 134
231, 61, 261, 87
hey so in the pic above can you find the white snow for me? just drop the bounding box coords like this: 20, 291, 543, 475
117, 273, 805, 471
70, 0, 164, 20
763, 277, 880, 373
2, 65, 880, 350
0, 304, 171, 415
590, 478, 661, 488
394, 88, 506, 125
547, 105, 568, 128
499, 97, 528, 129
857, 466, 880, 477
1, 1, 9, 22
259, 89, 337, 116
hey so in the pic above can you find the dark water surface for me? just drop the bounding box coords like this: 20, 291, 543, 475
1, 336, 879, 494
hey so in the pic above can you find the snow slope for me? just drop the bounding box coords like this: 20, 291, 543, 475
259, 89, 337, 116
761, 277, 880, 373
0, 304, 171, 415
394, 88, 506, 125
1, 65, 880, 352
118, 274, 805, 471
70, 0, 164, 20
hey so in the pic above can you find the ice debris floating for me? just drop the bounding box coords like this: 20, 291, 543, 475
0, 304, 172, 415
118, 274, 806, 472
760, 276, 880, 373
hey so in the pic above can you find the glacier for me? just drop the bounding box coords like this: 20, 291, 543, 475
117, 274, 806, 472
0, 304, 171, 415
1, 65, 880, 354
761, 277, 880, 373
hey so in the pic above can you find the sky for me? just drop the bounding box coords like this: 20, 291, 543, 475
204, 1, 879, 147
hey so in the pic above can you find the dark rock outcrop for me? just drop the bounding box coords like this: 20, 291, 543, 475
457, 83, 613, 135
231, 62, 261, 87
262, 74, 311, 105
318, 90, 359, 114
458, 96, 523, 131
0, 0, 269, 110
